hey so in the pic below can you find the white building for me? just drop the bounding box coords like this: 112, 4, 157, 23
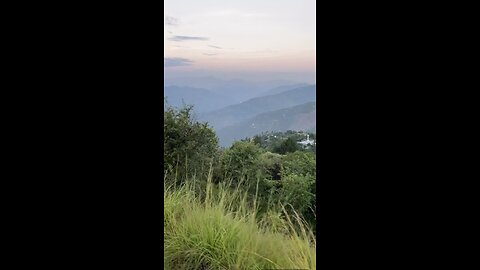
298, 134, 315, 147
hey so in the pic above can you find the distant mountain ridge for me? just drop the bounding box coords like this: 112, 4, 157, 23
216, 102, 316, 146
164, 86, 236, 113
165, 76, 300, 103
199, 85, 316, 130
256, 83, 311, 97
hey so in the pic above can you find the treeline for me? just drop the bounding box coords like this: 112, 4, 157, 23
242, 130, 316, 154
164, 104, 316, 229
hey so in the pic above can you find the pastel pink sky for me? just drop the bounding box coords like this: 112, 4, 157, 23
164, 0, 316, 73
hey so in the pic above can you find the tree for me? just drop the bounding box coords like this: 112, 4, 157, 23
253, 135, 262, 146
164, 104, 219, 183
279, 173, 315, 213
282, 151, 316, 176
281, 151, 316, 227
273, 137, 298, 154
259, 152, 283, 181
220, 141, 263, 188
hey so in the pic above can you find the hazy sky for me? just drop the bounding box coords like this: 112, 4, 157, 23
164, 0, 315, 76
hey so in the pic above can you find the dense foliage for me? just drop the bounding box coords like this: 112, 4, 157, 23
164, 104, 219, 182
164, 103, 316, 227
164, 103, 317, 269
248, 130, 316, 154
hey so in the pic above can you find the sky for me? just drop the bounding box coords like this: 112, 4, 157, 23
164, 0, 315, 81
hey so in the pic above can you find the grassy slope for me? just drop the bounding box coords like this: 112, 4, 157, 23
164, 177, 316, 270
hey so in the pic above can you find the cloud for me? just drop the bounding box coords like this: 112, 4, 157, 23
164, 57, 193, 67
208, 45, 222, 49
203, 53, 218, 56
169, 35, 209, 42
165, 16, 179, 26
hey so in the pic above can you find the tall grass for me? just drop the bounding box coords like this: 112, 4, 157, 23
164, 168, 316, 270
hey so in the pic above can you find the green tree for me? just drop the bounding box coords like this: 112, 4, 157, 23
280, 151, 316, 228
273, 137, 298, 154
253, 135, 262, 146
220, 141, 263, 188
279, 173, 315, 213
164, 104, 219, 183
282, 151, 316, 176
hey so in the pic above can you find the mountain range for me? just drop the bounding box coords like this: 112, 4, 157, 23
216, 102, 316, 146
164, 86, 236, 113
164, 77, 316, 147
165, 76, 300, 103
198, 85, 316, 130
255, 83, 311, 97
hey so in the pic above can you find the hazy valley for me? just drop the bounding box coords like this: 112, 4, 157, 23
164, 77, 316, 146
